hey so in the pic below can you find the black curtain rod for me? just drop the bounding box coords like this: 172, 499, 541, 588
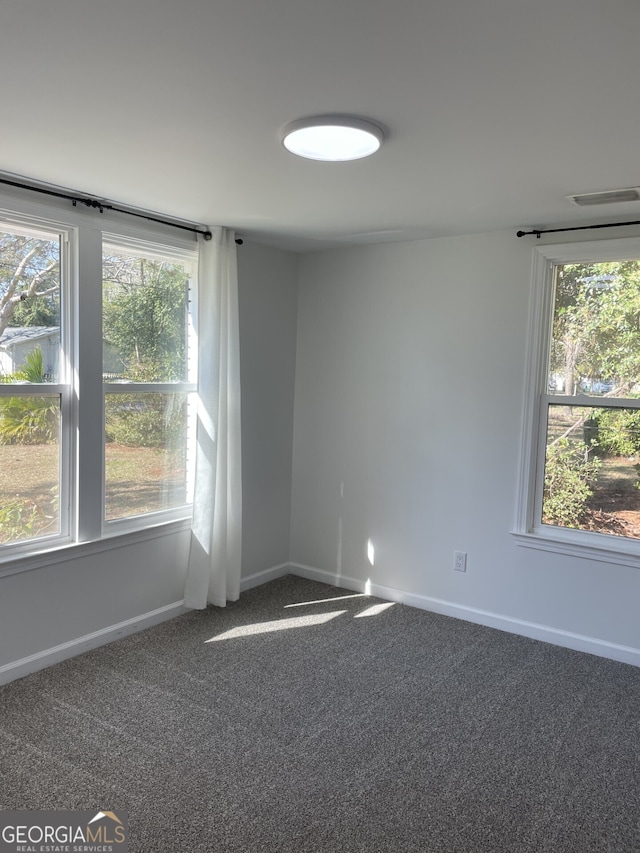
517, 219, 640, 239
0, 175, 245, 245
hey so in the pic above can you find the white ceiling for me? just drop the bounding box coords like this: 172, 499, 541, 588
1, 0, 639, 251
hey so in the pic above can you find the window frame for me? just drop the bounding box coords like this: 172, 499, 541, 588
513, 236, 640, 568
0, 194, 198, 568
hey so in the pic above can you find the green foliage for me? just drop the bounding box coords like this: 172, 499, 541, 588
551, 260, 640, 394
586, 409, 640, 458
0, 348, 59, 445
543, 438, 601, 528
9, 291, 59, 327
0, 498, 41, 544
0, 395, 59, 444
105, 394, 186, 448
17, 347, 47, 382
0, 484, 57, 544
102, 255, 188, 381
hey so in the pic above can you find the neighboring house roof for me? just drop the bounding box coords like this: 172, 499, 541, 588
0, 326, 59, 348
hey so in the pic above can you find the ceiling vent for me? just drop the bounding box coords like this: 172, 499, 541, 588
568, 188, 640, 206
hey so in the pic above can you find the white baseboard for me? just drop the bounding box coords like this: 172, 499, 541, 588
289, 562, 640, 668
240, 562, 290, 592
0, 601, 186, 686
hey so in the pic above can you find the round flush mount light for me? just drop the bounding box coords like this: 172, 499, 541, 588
281, 115, 384, 161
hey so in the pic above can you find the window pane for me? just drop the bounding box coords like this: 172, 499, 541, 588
543, 404, 640, 539
105, 392, 191, 521
102, 247, 190, 382
0, 228, 61, 383
0, 395, 61, 544
549, 260, 640, 397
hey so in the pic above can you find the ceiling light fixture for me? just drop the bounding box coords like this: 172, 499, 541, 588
281, 115, 384, 162
568, 188, 640, 206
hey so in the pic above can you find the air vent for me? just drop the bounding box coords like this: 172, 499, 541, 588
568, 188, 640, 206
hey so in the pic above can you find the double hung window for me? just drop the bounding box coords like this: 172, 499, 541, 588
516, 237, 640, 564
0, 205, 197, 561
102, 237, 196, 524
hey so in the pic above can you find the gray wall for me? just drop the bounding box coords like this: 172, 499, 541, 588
290, 231, 640, 657
0, 530, 191, 674
237, 241, 298, 576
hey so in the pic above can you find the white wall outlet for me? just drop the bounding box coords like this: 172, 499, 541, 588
454, 551, 467, 572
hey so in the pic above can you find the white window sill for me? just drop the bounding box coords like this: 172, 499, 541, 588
0, 517, 192, 579
512, 526, 640, 569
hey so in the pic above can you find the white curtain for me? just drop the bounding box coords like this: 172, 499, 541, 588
184, 227, 242, 608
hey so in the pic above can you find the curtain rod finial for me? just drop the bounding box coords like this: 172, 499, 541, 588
516, 228, 542, 239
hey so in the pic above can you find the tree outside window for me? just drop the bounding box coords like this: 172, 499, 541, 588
542, 258, 640, 540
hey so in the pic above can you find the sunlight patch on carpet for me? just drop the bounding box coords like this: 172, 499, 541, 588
354, 602, 396, 618
205, 611, 346, 642
284, 594, 367, 608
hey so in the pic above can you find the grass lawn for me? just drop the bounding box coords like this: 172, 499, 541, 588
105, 443, 187, 520
0, 443, 59, 543
0, 442, 188, 544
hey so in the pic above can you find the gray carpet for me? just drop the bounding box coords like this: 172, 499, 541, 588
1, 574, 639, 852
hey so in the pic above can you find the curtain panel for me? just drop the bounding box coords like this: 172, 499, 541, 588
184, 228, 242, 608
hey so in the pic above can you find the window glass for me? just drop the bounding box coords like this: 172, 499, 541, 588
102, 240, 195, 525
0, 227, 61, 382
541, 258, 640, 540
0, 394, 61, 544
0, 226, 63, 548
548, 261, 640, 399
104, 391, 191, 520
102, 246, 190, 383
543, 404, 640, 539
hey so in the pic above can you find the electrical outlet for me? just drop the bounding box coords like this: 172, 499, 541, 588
454, 551, 467, 572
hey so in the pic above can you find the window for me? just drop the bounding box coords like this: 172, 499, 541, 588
0, 206, 197, 560
0, 222, 66, 549
102, 238, 196, 525
515, 237, 640, 565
